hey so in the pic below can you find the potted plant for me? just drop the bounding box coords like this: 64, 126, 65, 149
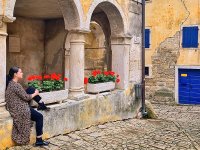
84, 70, 120, 93
27, 73, 68, 105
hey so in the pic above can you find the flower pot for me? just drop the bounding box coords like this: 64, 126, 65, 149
30, 89, 68, 106
87, 82, 115, 93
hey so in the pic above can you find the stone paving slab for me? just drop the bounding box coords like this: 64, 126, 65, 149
8, 104, 200, 150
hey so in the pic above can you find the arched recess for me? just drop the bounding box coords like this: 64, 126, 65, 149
6, 0, 84, 87
85, 0, 130, 89
85, 0, 127, 37
58, 0, 84, 30
91, 12, 112, 71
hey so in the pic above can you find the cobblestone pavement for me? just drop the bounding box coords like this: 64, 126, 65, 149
8, 104, 200, 150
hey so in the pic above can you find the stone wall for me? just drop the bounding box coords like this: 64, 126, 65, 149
44, 19, 66, 75
7, 18, 67, 84
145, 32, 180, 104
7, 17, 45, 85
85, 22, 107, 76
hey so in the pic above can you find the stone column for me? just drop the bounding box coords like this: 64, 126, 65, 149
111, 37, 131, 89
0, 19, 12, 120
64, 34, 70, 89
0, 21, 7, 105
68, 31, 87, 99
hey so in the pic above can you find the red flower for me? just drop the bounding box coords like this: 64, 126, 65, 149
109, 71, 115, 76
27, 75, 34, 81
117, 74, 119, 78
96, 70, 101, 74
37, 75, 42, 80
92, 71, 98, 77
116, 78, 120, 83
104, 71, 109, 76
51, 73, 60, 80
44, 75, 51, 80
64, 77, 68, 81
84, 77, 88, 84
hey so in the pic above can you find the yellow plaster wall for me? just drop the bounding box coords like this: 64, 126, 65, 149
145, 0, 200, 65
80, 0, 128, 22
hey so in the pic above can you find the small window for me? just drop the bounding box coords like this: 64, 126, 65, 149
182, 26, 199, 48
145, 29, 150, 48
145, 67, 149, 76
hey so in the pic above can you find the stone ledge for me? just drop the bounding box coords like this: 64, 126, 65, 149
0, 90, 140, 149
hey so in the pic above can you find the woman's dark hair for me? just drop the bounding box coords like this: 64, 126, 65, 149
6, 66, 20, 88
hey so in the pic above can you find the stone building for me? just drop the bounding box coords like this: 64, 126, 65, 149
145, 0, 200, 104
0, 0, 143, 148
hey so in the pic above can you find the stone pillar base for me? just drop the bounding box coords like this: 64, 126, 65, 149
68, 92, 89, 101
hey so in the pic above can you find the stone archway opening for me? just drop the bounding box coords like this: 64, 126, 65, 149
85, 1, 130, 89
86, 1, 127, 37
6, 0, 81, 87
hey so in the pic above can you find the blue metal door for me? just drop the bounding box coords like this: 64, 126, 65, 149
179, 69, 200, 104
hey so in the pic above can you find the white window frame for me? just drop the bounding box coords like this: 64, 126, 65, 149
145, 65, 152, 78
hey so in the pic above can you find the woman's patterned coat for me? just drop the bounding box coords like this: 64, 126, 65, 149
5, 80, 32, 145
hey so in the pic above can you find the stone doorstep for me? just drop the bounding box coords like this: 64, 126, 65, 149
0, 89, 140, 149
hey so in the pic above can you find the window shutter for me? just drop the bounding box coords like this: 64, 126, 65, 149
182, 26, 198, 48
145, 29, 150, 48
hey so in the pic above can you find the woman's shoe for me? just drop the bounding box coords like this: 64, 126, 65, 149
35, 140, 50, 146
37, 102, 50, 111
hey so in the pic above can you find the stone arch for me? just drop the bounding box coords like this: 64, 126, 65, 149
58, 0, 84, 30
4, 0, 84, 30
85, 0, 127, 37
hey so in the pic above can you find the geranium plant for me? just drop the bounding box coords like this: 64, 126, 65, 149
27, 73, 68, 92
84, 70, 120, 84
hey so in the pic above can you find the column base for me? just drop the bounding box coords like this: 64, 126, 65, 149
68, 88, 89, 101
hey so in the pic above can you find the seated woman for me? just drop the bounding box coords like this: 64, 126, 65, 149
25, 86, 50, 111
5, 66, 49, 146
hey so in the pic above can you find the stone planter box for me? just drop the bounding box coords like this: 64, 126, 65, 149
87, 82, 115, 93
30, 89, 68, 106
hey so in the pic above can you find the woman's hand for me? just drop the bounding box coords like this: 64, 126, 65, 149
31, 89, 39, 98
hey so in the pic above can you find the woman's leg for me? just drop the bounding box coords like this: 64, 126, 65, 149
30, 108, 49, 146
30, 108, 43, 137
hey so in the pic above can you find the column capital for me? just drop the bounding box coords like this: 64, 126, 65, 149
111, 36, 132, 45
1, 15, 16, 23
0, 15, 15, 27
69, 29, 90, 44
0, 15, 15, 36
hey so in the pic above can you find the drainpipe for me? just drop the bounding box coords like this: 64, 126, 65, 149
141, 0, 147, 117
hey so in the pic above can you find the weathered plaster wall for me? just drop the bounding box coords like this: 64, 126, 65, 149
7, 17, 44, 85
44, 19, 66, 75
146, 0, 200, 65
178, 0, 200, 65
145, 0, 200, 103
128, 1, 142, 83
